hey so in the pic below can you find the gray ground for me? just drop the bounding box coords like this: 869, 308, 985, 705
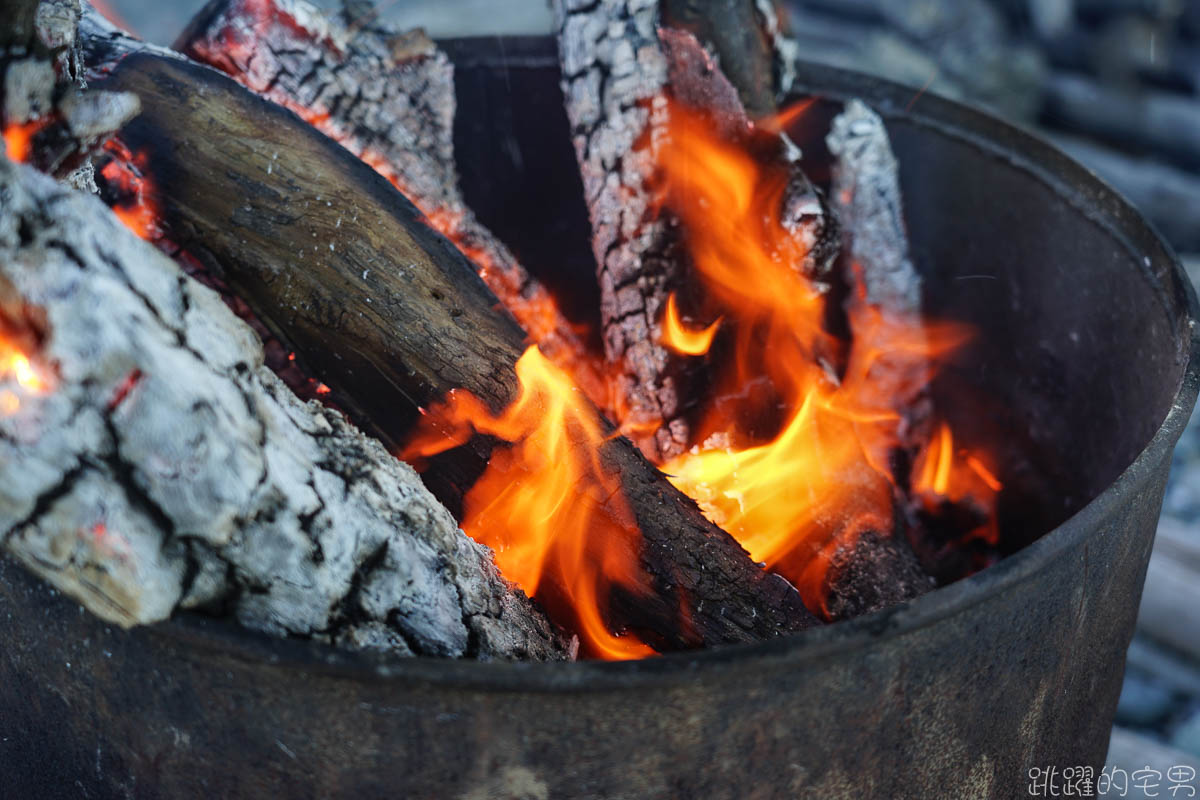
107, 0, 553, 45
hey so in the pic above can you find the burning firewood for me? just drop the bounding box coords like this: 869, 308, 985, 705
2, 0, 139, 191
553, 0, 838, 460
1, 1, 572, 662
0, 0, 1004, 660
76, 17, 820, 653
174, 0, 606, 403
0, 156, 572, 661
826, 99, 995, 594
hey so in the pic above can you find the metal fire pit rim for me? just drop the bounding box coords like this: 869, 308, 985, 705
62, 53, 1200, 692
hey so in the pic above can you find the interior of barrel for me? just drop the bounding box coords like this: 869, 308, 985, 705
444, 37, 1194, 559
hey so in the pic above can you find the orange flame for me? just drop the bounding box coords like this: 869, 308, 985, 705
656, 101, 994, 609
912, 423, 1003, 545
403, 346, 656, 660
3, 118, 51, 163
0, 335, 52, 416
99, 140, 161, 240
662, 292, 721, 356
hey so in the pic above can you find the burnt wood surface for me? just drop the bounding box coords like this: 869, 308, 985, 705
83, 38, 819, 649
553, 0, 690, 460
0, 154, 571, 662
174, 0, 606, 403
660, 0, 779, 116
553, 0, 835, 460
823, 99, 933, 613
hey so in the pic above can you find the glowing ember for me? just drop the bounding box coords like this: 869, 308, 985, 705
86, 522, 132, 563
107, 369, 143, 412
654, 101, 998, 612
403, 346, 655, 660
0, 390, 19, 416
0, 336, 52, 416
3, 118, 51, 163
912, 423, 1003, 546
98, 140, 161, 240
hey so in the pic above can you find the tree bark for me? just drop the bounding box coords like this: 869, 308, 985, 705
553, 0, 837, 461
0, 155, 571, 661
81, 25, 821, 649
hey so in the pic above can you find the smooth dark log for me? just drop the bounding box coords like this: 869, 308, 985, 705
175, 0, 607, 405
0, 7, 570, 661
85, 43, 819, 649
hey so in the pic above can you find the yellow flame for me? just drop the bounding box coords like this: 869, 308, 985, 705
662, 293, 721, 356
403, 347, 656, 660
657, 100, 991, 609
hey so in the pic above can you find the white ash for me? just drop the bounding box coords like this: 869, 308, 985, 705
2, 58, 55, 122
59, 159, 96, 192
58, 87, 140, 143
0, 156, 571, 661
827, 98, 922, 315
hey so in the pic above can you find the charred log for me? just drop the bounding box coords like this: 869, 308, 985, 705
553, 0, 835, 460
175, 0, 606, 402
2, 0, 136, 190
81, 31, 820, 649
827, 98, 921, 315
825, 99, 932, 614
0, 156, 571, 661
659, 0, 782, 116
824, 530, 933, 620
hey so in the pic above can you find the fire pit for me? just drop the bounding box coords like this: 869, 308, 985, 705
0, 29, 1196, 796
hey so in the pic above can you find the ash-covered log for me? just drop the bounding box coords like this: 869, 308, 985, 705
827, 99, 921, 316
553, 0, 836, 460
0, 156, 571, 661
824, 99, 933, 614
80, 24, 820, 650
174, 0, 606, 402
1, 0, 139, 191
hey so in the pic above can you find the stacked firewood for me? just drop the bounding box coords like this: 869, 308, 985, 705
0, 0, 967, 661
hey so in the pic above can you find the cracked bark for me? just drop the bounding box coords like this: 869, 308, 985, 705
77, 24, 820, 649
553, 0, 837, 461
174, 0, 606, 403
0, 156, 572, 661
